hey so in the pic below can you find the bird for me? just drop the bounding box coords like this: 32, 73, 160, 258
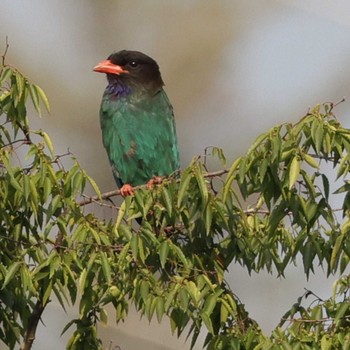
94, 50, 180, 197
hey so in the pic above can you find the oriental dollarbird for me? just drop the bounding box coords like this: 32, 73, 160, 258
94, 50, 180, 196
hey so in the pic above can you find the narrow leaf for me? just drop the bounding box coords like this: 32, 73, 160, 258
177, 169, 192, 208
162, 187, 172, 217
155, 297, 164, 323
2, 262, 21, 289
302, 152, 319, 169
288, 156, 300, 189
195, 166, 208, 203
100, 308, 108, 325
42, 131, 54, 156
29, 83, 41, 115
84, 171, 102, 199
100, 252, 112, 285
222, 157, 241, 202
34, 84, 50, 112
205, 204, 213, 236
159, 240, 169, 268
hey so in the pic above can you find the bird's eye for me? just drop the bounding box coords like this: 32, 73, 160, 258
129, 61, 139, 68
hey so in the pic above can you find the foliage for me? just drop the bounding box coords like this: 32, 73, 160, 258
1, 59, 350, 350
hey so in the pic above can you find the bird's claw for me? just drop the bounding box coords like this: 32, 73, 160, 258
120, 184, 134, 197
147, 176, 163, 189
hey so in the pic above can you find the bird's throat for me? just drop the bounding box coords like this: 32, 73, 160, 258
106, 80, 132, 98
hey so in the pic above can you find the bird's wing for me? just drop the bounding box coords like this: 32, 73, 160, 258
100, 89, 179, 187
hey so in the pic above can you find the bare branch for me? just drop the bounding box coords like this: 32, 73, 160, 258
20, 299, 46, 350
1, 36, 9, 65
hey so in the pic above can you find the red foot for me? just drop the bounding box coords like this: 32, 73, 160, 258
146, 176, 163, 189
120, 184, 134, 197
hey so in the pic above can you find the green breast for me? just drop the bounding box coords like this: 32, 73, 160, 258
100, 89, 180, 187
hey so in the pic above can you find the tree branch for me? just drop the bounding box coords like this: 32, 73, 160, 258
20, 299, 46, 350
78, 169, 229, 206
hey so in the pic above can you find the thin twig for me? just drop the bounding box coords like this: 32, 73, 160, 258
1, 36, 9, 65
332, 97, 346, 109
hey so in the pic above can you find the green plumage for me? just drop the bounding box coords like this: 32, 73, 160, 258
95, 50, 179, 189
100, 89, 179, 187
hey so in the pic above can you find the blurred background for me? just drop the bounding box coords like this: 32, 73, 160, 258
1, 1, 350, 349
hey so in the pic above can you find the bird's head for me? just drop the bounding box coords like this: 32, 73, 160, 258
94, 50, 164, 94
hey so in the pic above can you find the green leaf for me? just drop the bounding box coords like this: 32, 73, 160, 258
130, 234, 139, 260
201, 312, 214, 334
162, 186, 172, 217
159, 240, 169, 268
140, 280, 149, 302
72, 170, 84, 194
195, 165, 208, 204
2, 262, 21, 289
289, 156, 300, 189
34, 83, 50, 112
211, 146, 226, 165
205, 203, 213, 235
178, 287, 189, 310
202, 293, 218, 316
29, 176, 39, 205
0, 66, 13, 83
79, 268, 88, 293
169, 242, 190, 271
137, 235, 146, 263
144, 295, 155, 321
100, 252, 112, 285
331, 231, 346, 272
61, 319, 77, 336
185, 281, 201, 306
114, 199, 128, 235
335, 302, 350, 325
29, 84, 41, 115
42, 280, 53, 306
320, 335, 332, 350
302, 152, 319, 169
20, 264, 33, 293
220, 301, 229, 325
303, 241, 315, 277
222, 157, 241, 202
84, 170, 102, 199
246, 131, 269, 155
177, 169, 192, 208
23, 174, 30, 201
41, 131, 54, 156
155, 296, 164, 323
321, 174, 330, 200
15, 71, 24, 102
311, 120, 323, 154
0, 89, 11, 103
100, 308, 108, 325
9, 174, 23, 193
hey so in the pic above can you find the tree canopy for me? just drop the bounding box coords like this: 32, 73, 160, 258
1, 55, 350, 350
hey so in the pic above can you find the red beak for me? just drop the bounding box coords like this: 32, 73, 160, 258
93, 59, 128, 75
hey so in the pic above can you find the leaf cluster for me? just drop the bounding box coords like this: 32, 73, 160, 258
223, 103, 350, 278
1, 61, 350, 350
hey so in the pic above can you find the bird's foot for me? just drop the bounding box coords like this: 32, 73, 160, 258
120, 184, 134, 197
147, 176, 163, 189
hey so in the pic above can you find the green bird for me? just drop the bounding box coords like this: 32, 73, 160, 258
94, 50, 179, 196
